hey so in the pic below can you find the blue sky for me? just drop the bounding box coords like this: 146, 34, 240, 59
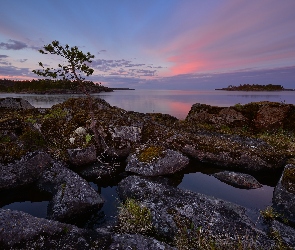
0, 0, 295, 89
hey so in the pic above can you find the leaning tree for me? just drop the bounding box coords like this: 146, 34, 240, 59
33, 40, 106, 150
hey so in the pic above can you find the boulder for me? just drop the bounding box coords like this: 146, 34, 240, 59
0, 208, 110, 249
0, 151, 52, 191
110, 234, 176, 250
181, 134, 285, 171
213, 171, 262, 189
0, 97, 34, 109
270, 220, 295, 249
126, 147, 189, 176
273, 164, 295, 224
117, 175, 273, 248
37, 161, 104, 222
67, 145, 97, 166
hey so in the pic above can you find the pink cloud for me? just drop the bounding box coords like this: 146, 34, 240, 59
157, 0, 295, 76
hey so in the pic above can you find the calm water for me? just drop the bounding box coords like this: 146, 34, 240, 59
1, 89, 295, 119
1, 89, 289, 227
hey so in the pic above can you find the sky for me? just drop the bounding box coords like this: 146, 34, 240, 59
0, 0, 295, 90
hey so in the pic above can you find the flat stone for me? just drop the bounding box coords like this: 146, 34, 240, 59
213, 171, 262, 189
0, 97, 34, 109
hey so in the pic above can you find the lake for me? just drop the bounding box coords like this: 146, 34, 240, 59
1, 89, 292, 228
1, 89, 295, 119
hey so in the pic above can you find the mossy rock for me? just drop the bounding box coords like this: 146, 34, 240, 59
282, 166, 295, 193
138, 145, 165, 163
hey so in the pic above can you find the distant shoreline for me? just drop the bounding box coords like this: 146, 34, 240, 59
215, 84, 295, 91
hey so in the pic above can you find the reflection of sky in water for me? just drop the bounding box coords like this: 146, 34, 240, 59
1, 90, 295, 119
178, 172, 273, 211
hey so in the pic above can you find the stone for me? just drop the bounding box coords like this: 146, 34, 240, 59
0, 97, 34, 109
0, 151, 52, 191
37, 161, 104, 222
117, 175, 273, 248
67, 145, 97, 166
126, 148, 189, 176
273, 164, 295, 224
270, 220, 295, 249
0, 208, 111, 249
213, 171, 262, 189
109, 234, 176, 250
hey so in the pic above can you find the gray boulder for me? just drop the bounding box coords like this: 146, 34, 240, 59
110, 234, 176, 250
273, 164, 295, 224
67, 145, 97, 166
270, 220, 295, 249
37, 161, 104, 222
126, 148, 189, 176
0, 97, 34, 109
181, 134, 285, 171
0, 151, 52, 191
117, 175, 273, 248
213, 171, 262, 189
0, 208, 110, 249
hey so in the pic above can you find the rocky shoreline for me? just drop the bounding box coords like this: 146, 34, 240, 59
0, 97, 294, 249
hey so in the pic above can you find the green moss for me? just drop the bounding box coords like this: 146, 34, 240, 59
20, 128, 47, 151
260, 206, 280, 221
117, 198, 153, 234
138, 146, 165, 163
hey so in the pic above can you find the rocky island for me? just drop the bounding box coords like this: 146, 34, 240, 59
0, 96, 295, 249
216, 83, 295, 91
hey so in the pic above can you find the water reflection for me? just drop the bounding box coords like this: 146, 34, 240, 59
2, 89, 295, 120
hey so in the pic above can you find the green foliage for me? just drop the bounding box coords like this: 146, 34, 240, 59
43, 108, 68, 120
85, 133, 92, 144
260, 206, 281, 221
221, 84, 285, 91
117, 198, 153, 234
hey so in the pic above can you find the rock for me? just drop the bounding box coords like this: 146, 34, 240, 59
213, 171, 262, 189
110, 233, 176, 250
0, 97, 34, 109
270, 220, 295, 249
181, 134, 285, 171
67, 145, 97, 166
78, 162, 120, 179
126, 147, 189, 176
37, 161, 104, 222
109, 126, 142, 143
254, 103, 292, 131
0, 208, 110, 249
117, 175, 273, 248
0, 151, 52, 191
186, 103, 247, 128
273, 164, 295, 224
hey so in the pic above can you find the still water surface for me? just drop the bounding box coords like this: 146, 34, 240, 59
1, 89, 290, 227
1, 89, 295, 119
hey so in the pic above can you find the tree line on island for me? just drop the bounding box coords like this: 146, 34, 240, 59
0, 78, 113, 94
216, 83, 294, 91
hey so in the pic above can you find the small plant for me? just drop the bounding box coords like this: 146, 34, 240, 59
260, 206, 280, 221
117, 198, 153, 234
44, 108, 68, 120
85, 133, 92, 144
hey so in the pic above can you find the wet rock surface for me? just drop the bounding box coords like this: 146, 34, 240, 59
126, 148, 189, 176
0, 151, 52, 191
273, 164, 295, 224
37, 161, 104, 222
117, 175, 273, 247
213, 171, 263, 189
270, 220, 295, 249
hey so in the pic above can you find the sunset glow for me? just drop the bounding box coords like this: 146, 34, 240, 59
0, 0, 294, 89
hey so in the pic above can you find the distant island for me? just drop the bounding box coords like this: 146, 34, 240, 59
216, 84, 294, 91
0, 79, 133, 94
